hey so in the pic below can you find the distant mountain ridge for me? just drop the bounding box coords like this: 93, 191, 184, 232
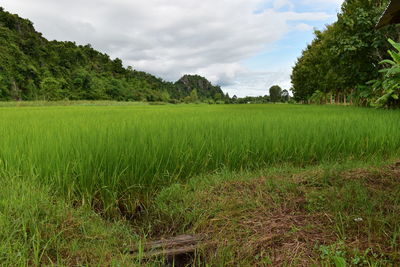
175, 75, 227, 100
0, 7, 226, 102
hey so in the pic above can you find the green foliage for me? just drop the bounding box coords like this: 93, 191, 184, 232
281, 89, 290, 102
309, 90, 328, 104
291, 0, 400, 107
39, 77, 64, 100
191, 89, 198, 101
319, 242, 347, 267
376, 39, 400, 108
269, 85, 282, 102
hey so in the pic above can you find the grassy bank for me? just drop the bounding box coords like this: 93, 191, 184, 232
1, 160, 399, 265
146, 160, 400, 266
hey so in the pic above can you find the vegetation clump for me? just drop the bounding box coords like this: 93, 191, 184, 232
291, 0, 400, 108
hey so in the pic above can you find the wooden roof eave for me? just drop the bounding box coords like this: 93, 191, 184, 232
376, 0, 400, 29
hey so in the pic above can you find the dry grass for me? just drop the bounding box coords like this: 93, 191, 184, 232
146, 161, 400, 266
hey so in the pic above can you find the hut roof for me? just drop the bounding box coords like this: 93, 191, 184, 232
377, 0, 400, 29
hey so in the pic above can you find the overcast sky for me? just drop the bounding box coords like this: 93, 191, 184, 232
1, 0, 344, 97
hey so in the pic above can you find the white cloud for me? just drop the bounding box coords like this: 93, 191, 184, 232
223, 68, 293, 97
294, 23, 314, 32
1, 0, 338, 96
272, 0, 294, 10
300, 0, 344, 11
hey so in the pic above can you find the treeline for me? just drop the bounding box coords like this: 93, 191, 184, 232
230, 85, 290, 104
291, 0, 400, 108
0, 8, 227, 102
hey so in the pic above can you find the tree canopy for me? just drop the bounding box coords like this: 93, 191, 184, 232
269, 85, 283, 103
291, 0, 400, 107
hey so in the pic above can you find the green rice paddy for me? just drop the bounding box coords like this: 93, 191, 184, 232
1, 104, 399, 209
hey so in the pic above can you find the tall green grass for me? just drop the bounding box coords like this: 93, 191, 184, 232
1, 104, 399, 210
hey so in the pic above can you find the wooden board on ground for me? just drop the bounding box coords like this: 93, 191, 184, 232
131, 235, 206, 258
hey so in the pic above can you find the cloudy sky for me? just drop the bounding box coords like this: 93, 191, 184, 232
1, 0, 343, 97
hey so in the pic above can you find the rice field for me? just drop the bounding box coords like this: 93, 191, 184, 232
1, 104, 400, 210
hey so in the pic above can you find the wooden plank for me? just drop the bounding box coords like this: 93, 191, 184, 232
144, 244, 199, 258
130, 234, 205, 258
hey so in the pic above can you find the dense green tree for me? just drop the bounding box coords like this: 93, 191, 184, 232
190, 89, 198, 102
269, 85, 282, 103
291, 0, 400, 106
281, 89, 290, 102
39, 77, 64, 100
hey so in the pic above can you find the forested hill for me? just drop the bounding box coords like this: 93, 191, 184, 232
175, 75, 228, 100
0, 7, 226, 102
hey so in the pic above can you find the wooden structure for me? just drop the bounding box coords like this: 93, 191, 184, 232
130, 235, 206, 259
377, 0, 400, 28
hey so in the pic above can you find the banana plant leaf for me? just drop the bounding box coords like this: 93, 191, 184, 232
376, 0, 400, 29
